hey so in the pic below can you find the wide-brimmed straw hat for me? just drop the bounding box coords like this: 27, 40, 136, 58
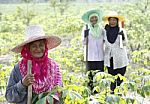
11, 25, 61, 53
102, 11, 124, 21
82, 9, 103, 23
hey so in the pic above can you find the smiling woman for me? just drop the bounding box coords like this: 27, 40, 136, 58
81, 9, 106, 92
103, 11, 129, 94
89, 15, 98, 26
29, 39, 46, 58
5, 25, 62, 104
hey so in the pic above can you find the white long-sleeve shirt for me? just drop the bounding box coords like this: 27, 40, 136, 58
82, 26, 106, 61
104, 28, 129, 69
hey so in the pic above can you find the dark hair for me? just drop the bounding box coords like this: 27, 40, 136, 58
108, 17, 119, 22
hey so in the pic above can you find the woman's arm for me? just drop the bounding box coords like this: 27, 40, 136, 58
122, 29, 128, 46
119, 28, 128, 46
54, 64, 62, 87
5, 64, 27, 103
81, 25, 89, 45
102, 28, 106, 41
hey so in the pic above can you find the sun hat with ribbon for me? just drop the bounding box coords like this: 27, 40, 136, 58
102, 11, 125, 22
11, 25, 61, 53
82, 9, 103, 24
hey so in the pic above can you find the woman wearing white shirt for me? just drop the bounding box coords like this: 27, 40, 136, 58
103, 11, 129, 94
81, 9, 105, 91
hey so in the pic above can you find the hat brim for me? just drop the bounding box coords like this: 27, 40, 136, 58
11, 35, 61, 53
82, 9, 102, 23
102, 16, 124, 21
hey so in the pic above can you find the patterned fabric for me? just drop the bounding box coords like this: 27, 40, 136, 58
19, 41, 62, 94
104, 28, 129, 69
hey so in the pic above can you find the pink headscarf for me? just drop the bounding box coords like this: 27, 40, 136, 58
19, 40, 58, 94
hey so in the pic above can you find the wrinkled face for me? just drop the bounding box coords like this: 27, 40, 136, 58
108, 17, 118, 27
29, 39, 46, 58
90, 16, 98, 25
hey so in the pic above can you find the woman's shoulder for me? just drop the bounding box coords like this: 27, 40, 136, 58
13, 63, 19, 71
10, 63, 21, 76
101, 27, 106, 31
101, 27, 106, 35
119, 27, 126, 31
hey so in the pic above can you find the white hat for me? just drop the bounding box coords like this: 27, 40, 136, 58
11, 25, 61, 53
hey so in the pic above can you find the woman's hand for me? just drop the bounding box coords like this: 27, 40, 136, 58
22, 74, 34, 86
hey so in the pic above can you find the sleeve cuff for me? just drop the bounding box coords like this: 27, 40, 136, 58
16, 80, 27, 92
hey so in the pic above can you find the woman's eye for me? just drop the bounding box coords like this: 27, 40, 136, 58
39, 44, 45, 48
40, 44, 44, 47
31, 45, 36, 48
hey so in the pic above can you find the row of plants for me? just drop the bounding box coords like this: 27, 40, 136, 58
0, 1, 150, 103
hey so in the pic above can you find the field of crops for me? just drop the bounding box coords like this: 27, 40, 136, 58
0, 1, 150, 104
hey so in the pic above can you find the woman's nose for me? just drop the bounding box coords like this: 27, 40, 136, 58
36, 46, 41, 51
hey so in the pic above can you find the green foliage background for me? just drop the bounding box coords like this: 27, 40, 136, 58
0, 0, 150, 104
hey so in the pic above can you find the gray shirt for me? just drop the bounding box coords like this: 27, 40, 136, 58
5, 64, 27, 104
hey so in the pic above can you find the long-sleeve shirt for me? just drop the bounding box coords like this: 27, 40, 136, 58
81, 26, 106, 61
104, 27, 129, 69
5, 59, 62, 104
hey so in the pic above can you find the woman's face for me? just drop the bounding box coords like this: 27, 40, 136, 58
29, 39, 46, 58
108, 17, 118, 27
90, 16, 98, 25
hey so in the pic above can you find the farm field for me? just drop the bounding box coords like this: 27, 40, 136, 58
0, 0, 150, 104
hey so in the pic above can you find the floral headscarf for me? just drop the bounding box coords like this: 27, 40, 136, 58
19, 40, 62, 94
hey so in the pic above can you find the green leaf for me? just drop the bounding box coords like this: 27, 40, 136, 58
38, 92, 49, 99
142, 85, 150, 96
71, 91, 82, 99
32, 93, 39, 104
126, 97, 135, 104
48, 95, 54, 104
62, 90, 68, 98
99, 79, 111, 88
36, 96, 46, 104
69, 91, 75, 100
128, 82, 137, 91
69, 91, 82, 100
106, 95, 120, 104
